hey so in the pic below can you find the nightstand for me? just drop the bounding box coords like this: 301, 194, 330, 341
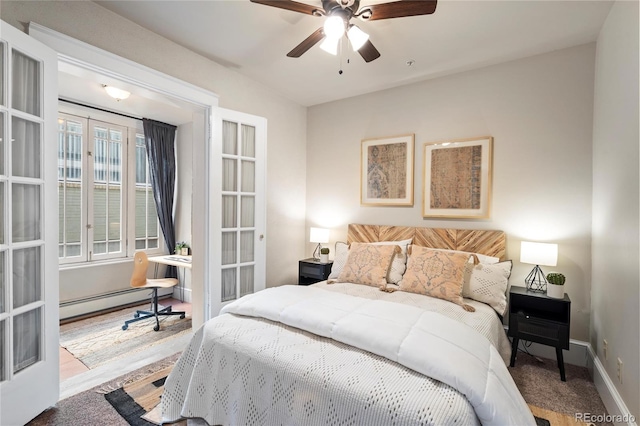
298, 258, 333, 285
508, 286, 571, 381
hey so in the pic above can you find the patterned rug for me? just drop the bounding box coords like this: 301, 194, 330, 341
60, 304, 191, 369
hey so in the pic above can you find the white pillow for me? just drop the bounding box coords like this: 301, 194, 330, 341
328, 239, 412, 284
328, 241, 349, 280
462, 260, 512, 315
371, 239, 411, 284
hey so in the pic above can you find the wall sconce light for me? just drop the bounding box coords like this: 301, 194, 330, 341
520, 241, 558, 292
310, 227, 330, 260
103, 84, 130, 101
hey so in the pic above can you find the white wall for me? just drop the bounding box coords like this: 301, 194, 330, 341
591, 0, 639, 419
307, 44, 596, 341
2, 1, 308, 293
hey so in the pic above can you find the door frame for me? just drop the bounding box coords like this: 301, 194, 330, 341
28, 22, 219, 329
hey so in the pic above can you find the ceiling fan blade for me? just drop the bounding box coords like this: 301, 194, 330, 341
360, 0, 437, 21
287, 28, 325, 58
357, 39, 381, 63
250, 0, 324, 16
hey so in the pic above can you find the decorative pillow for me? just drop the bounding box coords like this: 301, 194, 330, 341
371, 238, 412, 284
463, 260, 512, 316
328, 239, 411, 284
399, 246, 475, 311
429, 248, 500, 264
336, 242, 400, 288
327, 241, 349, 281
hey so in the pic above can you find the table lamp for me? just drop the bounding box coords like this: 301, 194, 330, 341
310, 227, 329, 261
520, 241, 558, 292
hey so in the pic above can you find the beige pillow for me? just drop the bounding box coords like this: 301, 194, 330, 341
337, 242, 400, 288
463, 260, 512, 315
399, 245, 475, 311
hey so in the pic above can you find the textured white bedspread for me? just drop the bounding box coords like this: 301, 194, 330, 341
162, 284, 534, 426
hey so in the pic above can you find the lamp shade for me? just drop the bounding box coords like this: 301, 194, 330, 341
320, 36, 340, 55
520, 241, 558, 267
347, 25, 369, 51
309, 227, 329, 244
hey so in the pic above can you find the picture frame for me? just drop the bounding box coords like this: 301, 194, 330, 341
361, 134, 414, 206
423, 136, 493, 218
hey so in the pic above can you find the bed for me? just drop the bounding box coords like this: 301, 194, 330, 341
161, 224, 536, 426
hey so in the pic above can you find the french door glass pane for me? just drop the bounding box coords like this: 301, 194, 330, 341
240, 266, 254, 297
12, 116, 41, 179
241, 161, 255, 192
0, 182, 4, 244
0, 320, 4, 381
221, 232, 236, 265
147, 191, 157, 237
11, 49, 40, 117
240, 196, 254, 227
222, 121, 237, 155
240, 231, 254, 263
222, 195, 236, 228
222, 159, 236, 192
0, 42, 4, 106
12, 246, 41, 308
93, 126, 122, 255
241, 125, 255, 158
12, 184, 40, 243
221, 268, 236, 302
0, 112, 4, 175
13, 308, 41, 374
0, 251, 4, 313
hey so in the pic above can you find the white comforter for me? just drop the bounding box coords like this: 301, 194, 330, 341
162, 284, 534, 426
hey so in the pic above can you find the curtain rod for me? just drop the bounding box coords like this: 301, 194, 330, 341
59, 98, 143, 121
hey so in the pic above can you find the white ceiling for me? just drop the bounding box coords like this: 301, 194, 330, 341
93, 0, 613, 107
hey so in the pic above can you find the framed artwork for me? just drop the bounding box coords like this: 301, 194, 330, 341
361, 134, 414, 206
423, 136, 493, 219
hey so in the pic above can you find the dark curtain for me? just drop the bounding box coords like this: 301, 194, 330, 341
143, 119, 178, 279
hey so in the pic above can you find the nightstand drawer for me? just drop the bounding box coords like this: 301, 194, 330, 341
510, 313, 569, 349
300, 264, 325, 279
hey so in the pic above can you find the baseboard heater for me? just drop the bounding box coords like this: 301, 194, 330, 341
59, 287, 174, 320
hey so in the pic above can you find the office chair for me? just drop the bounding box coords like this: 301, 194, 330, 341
122, 251, 186, 331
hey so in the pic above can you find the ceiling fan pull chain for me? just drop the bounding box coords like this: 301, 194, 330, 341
338, 36, 344, 75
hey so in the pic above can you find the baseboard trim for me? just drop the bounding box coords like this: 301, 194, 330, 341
172, 287, 192, 303
587, 345, 638, 426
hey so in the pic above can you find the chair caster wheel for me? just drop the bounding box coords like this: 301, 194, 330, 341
134, 313, 140, 318
167, 306, 172, 312
154, 324, 160, 332
180, 314, 185, 319
122, 325, 128, 330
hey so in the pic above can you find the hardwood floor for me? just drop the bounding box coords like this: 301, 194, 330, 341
59, 297, 192, 397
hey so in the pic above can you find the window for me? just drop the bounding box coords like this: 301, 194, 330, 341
57, 112, 163, 264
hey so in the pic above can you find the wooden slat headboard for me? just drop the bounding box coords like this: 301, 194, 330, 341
347, 224, 506, 260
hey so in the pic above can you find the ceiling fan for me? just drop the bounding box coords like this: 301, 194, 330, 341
250, 0, 438, 63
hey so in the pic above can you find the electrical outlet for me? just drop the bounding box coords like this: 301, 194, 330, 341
617, 358, 623, 383
603, 339, 608, 360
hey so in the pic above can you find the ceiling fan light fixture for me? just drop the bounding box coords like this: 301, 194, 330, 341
323, 15, 345, 39
347, 24, 369, 51
319, 36, 340, 55
103, 85, 130, 101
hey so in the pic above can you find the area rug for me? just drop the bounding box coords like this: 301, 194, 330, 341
28, 353, 182, 426
60, 304, 191, 369
29, 350, 591, 426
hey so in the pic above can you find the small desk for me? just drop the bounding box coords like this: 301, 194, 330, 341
148, 255, 192, 301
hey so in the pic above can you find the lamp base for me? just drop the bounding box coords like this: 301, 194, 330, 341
312, 243, 322, 261
525, 265, 547, 292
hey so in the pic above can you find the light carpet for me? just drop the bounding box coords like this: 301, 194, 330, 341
60, 304, 191, 369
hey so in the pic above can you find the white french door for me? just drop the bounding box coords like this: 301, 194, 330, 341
0, 22, 59, 426
209, 108, 266, 317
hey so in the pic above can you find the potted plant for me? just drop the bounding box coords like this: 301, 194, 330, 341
546, 272, 565, 299
320, 247, 330, 263
175, 242, 190, 256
